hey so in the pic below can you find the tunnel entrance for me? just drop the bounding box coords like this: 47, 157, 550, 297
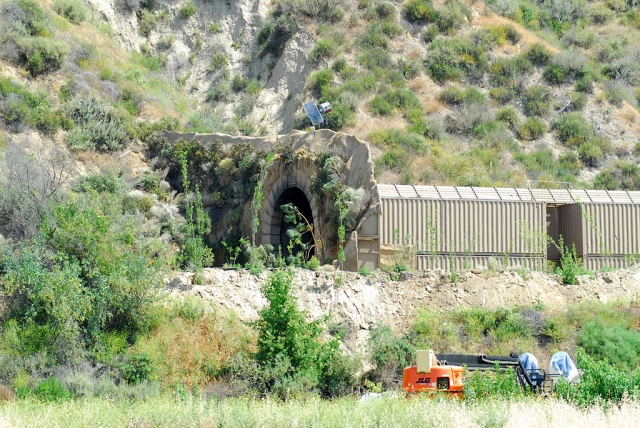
272, 187, 315, 259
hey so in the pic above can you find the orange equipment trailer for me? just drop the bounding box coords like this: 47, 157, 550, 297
403, 350, 549, 394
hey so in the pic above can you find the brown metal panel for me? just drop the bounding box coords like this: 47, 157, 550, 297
582, 204, 640, 256
358, 253, 378, 271
357, 240, 379, 253
582, 256, 639, 271
358, 213, 379, 236
557, 204, 584, 255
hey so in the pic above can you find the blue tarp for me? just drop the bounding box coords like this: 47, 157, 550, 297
550, 351, 580, 382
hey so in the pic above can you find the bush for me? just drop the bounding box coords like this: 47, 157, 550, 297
139, 9, 156, 36
404, 0, 438, 22
525, 43, 552, 66
122, 354, 153, 385
575, 75, 593, 93
369, 96, 394, 116
375, 147, 409, 171
590, 4, 615, 25
578, 140, 605, 167
552, 112, 592, 147
438, 85, 465, 105
53, 0, 88, 24
359, 47, 392, 70
17, 36, 70, 76
309, 68, 333, 94
1, 0, 51, 37
556, 348, 640, 407
35, 377, 72, 401
211, 52, 228, 71
308, 38, 337, 62
517, 116, 547, 140
489, 86, 516, 103
369, 129, 427, 152
523, 85, 551, 117
206, 83, 231, 102
543, 64, 565, 85
297, 0, 344, 23
488, 56, 533, 87
496, 107, 519, 128
550, 51, 588, 80
0, 76, 66, 134
179, 1, 196, 19
579, 321, 640, 371
66, 98, 129, 151
463, 367, 525, 401
74, 170, 125, 194
488, 24, 521, 45
368, 325, 413, 388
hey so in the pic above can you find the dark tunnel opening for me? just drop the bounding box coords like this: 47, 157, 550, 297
274, 187, 315, 259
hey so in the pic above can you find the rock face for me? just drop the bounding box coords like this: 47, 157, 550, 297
166, 264, 640, 352
86, 0, 313, 134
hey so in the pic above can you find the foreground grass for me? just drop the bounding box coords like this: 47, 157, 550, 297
1, 395, 640, 427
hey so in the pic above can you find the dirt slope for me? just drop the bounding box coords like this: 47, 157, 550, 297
166, 265, 640, 352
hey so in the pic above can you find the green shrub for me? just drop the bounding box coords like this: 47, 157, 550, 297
556, 348, 640, 407
578, 140, 605, 167
525, 43, 552, 66
211, 52, 228, 70
438, 85, 465, 105
139, 9, 156, 36
66, 98, 129, 151
367, 325, 414, 388
308, 38, 337, 62
523, 85, 551, 117
488, 24, 521, 45
463, 366, 525, 401
436, 0, 471, 34
75, 170, 125, 194
426, 36, 488, 83
359, 47, 392, 70
590, 4, 615, 25
1, 0, 52, 37
489, 86, 515, 103
325, 103, 354, 131
404, 0, 438, 22
517, 116, 547, 140
543, 64, 565, 84
575, 75, 593, 93
375, 147, 409, 171
35, 377, 71, 401
53, 0, 88, 24
488, 56, 533, 87
252, 268, 355, 398
309, 68, 333, 94
122, 353, 153, 385
231, 74, 249, 92
331, 57, 347, 73
297, 0, 344, 23
496, 107, 519, 128
369, 129, 427, 152
553, 112, 592, 147
579, 321, 640, 371
206, 83, 231, 102
179, 1, 196, 19
0, 76, 66, 134
17, 36, 70, 76
369, 96, 394, 116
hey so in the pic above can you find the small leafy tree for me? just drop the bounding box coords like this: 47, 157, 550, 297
253, 268, 355, 398
177, 151, 214, 283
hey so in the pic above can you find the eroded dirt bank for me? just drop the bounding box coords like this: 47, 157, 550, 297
166, 265, 640, 351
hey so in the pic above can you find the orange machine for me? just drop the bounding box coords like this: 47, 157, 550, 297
403, 350, 549, 395
402, 350, 465, 394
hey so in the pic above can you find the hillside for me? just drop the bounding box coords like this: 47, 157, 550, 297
1, 0, 640, 191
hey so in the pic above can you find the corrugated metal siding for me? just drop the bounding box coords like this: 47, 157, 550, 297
583, 256, 640, 271
380, 199, 546, 254
582, 204, 640, 256
417, 255, 545, 271
557, 204, 584, 255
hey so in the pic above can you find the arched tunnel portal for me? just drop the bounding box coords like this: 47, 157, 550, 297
270, 187, 315, 258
